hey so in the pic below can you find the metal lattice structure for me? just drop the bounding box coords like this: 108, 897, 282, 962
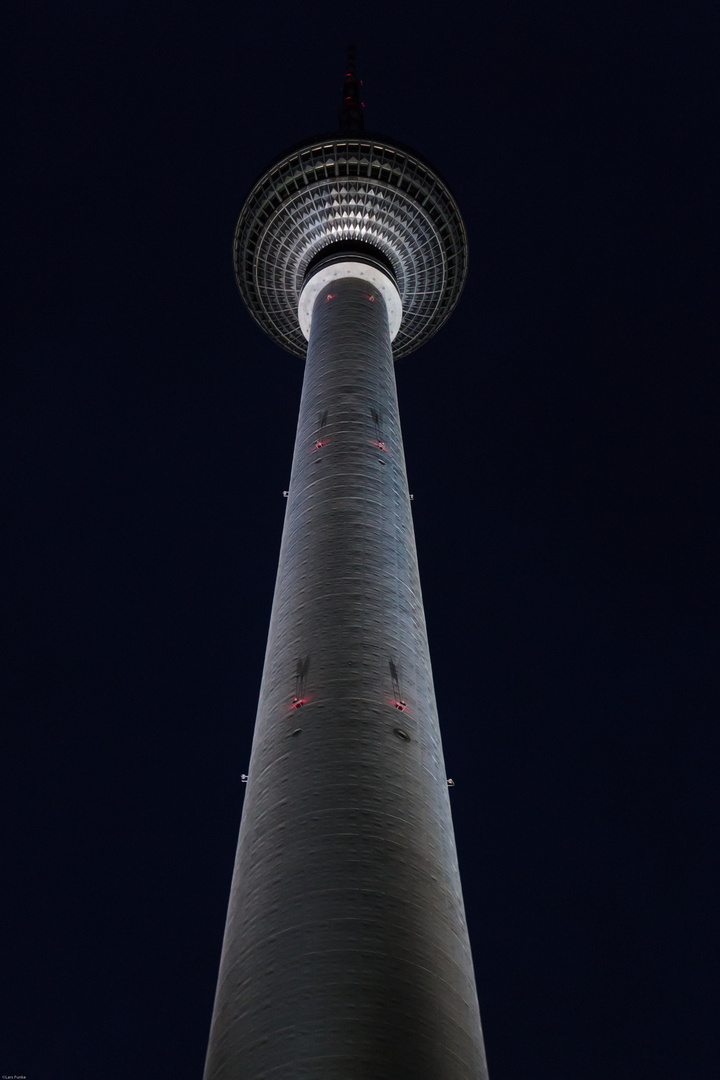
234, 134, 468, 358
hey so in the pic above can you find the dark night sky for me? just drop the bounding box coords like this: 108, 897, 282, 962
4, 2, 718, 1078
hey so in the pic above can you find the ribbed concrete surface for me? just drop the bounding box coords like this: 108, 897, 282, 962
204, 276, 488, 1080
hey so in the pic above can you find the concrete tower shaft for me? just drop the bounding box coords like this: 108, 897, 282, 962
203, 270, 488, 1079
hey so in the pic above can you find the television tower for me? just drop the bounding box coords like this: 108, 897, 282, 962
204, 52, 488, 1080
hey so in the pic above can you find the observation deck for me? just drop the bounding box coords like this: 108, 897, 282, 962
233, 133, 468, 359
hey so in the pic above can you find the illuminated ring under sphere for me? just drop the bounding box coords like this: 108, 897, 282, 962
234, 133, 468, 359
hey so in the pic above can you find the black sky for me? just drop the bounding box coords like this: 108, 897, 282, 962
4, 2, 718, 1078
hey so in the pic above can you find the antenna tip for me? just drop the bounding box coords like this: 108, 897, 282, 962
339, 46, 364, 132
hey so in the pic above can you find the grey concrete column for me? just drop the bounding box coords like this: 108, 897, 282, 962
203, 273, 488, 1080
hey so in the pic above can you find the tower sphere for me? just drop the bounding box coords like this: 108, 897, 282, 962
233, 133, 468, 358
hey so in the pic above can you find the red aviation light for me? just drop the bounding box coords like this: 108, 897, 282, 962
290, 696, 308, 710
372, 440, 388, 451
394, 700, 407, 711
364, 294, 375, 302
313, 440, 327, 450
325, 293, 336, 301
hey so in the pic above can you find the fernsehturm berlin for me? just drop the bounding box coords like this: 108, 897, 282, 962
204, 51, 489, 1080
